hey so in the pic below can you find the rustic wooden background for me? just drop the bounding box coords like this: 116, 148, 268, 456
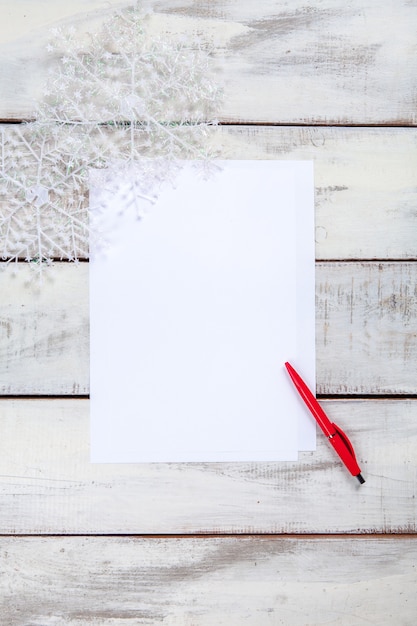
1, 1, 416, 624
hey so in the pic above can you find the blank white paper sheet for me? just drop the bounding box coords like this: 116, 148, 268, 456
90, 161, 315, 463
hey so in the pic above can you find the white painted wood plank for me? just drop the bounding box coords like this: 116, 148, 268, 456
0, 398, 415, 533
316, 262, 417, 395
2, 125, 416, 261
1, 536, 416, 625
1, 262, 416, 395
0, 1, 416, 124
0, 264, 89, 395
215, 127, 417, 260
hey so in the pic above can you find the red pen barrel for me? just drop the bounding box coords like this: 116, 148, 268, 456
285, 361, 334, 437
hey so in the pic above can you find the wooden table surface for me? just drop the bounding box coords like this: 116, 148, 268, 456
1, 1, 416, 624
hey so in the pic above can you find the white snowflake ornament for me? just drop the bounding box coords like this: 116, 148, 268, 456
0, 4, 220, 269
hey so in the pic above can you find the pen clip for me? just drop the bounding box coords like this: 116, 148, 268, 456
330, 422, 364, 481
331, 422, 356, 458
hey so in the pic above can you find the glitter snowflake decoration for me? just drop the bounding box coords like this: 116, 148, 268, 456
0, 4, 219, 268
0, 123, 90, 265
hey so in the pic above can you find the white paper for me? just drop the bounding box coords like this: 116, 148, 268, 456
90, 161, 315, 463
295, 162, 316, 450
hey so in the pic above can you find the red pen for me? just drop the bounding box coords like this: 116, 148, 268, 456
285, 362, 365, 484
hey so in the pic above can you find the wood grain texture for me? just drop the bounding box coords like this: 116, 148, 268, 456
1, 535, 416, 625
215, 126, 417, 261
0, 264, 89, 395
1, 262, 415, 396
0, 0, 416, 124
316, 262, 417, 395
0, 398, 415, 534
2, 124, 416, 261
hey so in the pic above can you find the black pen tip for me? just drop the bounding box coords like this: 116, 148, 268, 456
356, 473, 365, 484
